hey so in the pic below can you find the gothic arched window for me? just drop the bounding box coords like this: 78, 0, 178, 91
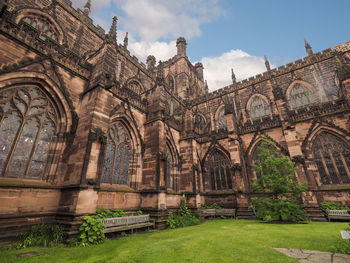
205, 151, 232, 191
289, 84, 314, 109
194, 114, 208, 134
312, 132, 350, 185
249, 96, 270, 120
102, 122, 132, 186
21, 15, 58, 42
218, 108, 226, 130
127, 80, 143, 95
166, 144, 177, 190
0, 86, 57, 179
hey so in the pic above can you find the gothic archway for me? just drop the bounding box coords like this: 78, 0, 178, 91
204, 150, 233, 191
102, 121, 134, 186
311, 131, 350, 185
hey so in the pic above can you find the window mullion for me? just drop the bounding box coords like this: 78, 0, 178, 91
23, 121, 42, 178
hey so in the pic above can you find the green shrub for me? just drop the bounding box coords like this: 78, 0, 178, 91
12, 224, 64, 249
166, 198, 200, 229
137, 210, 143, 215
201, 203, 222, 209
79, 216, 105, 246
320, 202, 349, 217
331, 224, 350, 255
249, 136, 308, 223
95, 207, 126, 219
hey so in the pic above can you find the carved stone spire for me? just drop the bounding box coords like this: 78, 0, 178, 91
146, 55, 156, 71
264, 55, 271, 71
106, 16, 117, 44
84, 0, 91, 15
123, 32, 128, 48
156, 60, 164, 83
205, 80, 209, 92
304, 38, 313, 56
231, 68, 236, 83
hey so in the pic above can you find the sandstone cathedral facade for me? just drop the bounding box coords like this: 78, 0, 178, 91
0, 0, 350, 238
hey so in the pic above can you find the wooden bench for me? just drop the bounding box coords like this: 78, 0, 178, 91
100, 215, 155, 234
201, 209, 236, 219
327, 210, 350, 221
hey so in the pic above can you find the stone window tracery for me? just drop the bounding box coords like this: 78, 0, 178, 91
127, 80, 143, 95
218, 108, 226, 130
102, 122, 132, 186
21, 15, 58, 42
0, 86, 57, 179
194, 114, 209, 134
205, 151, 232, 191
249, 96, 270, 120
289, 84, 314, 109
312, 132, 350, 185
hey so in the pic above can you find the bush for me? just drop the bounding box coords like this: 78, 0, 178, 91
95, 207, 126, 219
12, 224, 64, 249
79, 216, 105, 246
166, 198, 200, 229
201, 203, 222, 210
320, 202, 349, 217
331, 224, 350, 255
249, 136, 308, 223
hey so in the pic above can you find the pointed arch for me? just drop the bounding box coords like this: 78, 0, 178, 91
194, 112, 210, 134
246, 94, 271, 120
247, 135, 289, 180
215, 104, 226, 130
165, 139, 180, 191
0, 73, 73, 181
203, 147, 233, 192
102, 113, 143, 188
15, 9, 66, 45
286, 80, 318, 110
304, 127, 350, 186
125, 77, 144, 95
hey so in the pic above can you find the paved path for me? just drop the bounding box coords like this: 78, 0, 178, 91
273, 248, 350, 263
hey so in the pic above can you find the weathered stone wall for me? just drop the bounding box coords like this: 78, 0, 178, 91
0, 0, 349, 239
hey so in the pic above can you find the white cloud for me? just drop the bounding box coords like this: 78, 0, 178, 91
72, 0, 224, 42
201, 50, 273, 91
129, 40, 176, 62
71, 1, 271, 92
115, 0, 223, 42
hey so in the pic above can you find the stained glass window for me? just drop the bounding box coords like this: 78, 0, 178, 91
312, 132, 350, 185
289, 84, 314, 109
21, 15, 58, 42
205, 151, 232, 191
218, 108, 226, 130
102, 122, 132, 186
249, 96, 270, 120
0, 86, 57, 179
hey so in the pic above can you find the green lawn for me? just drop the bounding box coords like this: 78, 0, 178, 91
1, 220, 348, 263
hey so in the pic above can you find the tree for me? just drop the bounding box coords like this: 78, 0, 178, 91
249, 136, 308, 222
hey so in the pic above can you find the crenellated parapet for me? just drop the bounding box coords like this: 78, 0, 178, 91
0, 9, 91, 78
192, 43, 350, 105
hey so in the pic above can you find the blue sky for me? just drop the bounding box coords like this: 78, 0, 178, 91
72, 0, 350, 91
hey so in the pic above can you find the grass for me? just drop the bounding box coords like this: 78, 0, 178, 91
0, 220, 348, 263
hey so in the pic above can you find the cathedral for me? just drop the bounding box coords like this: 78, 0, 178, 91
0, 0, 350, 239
